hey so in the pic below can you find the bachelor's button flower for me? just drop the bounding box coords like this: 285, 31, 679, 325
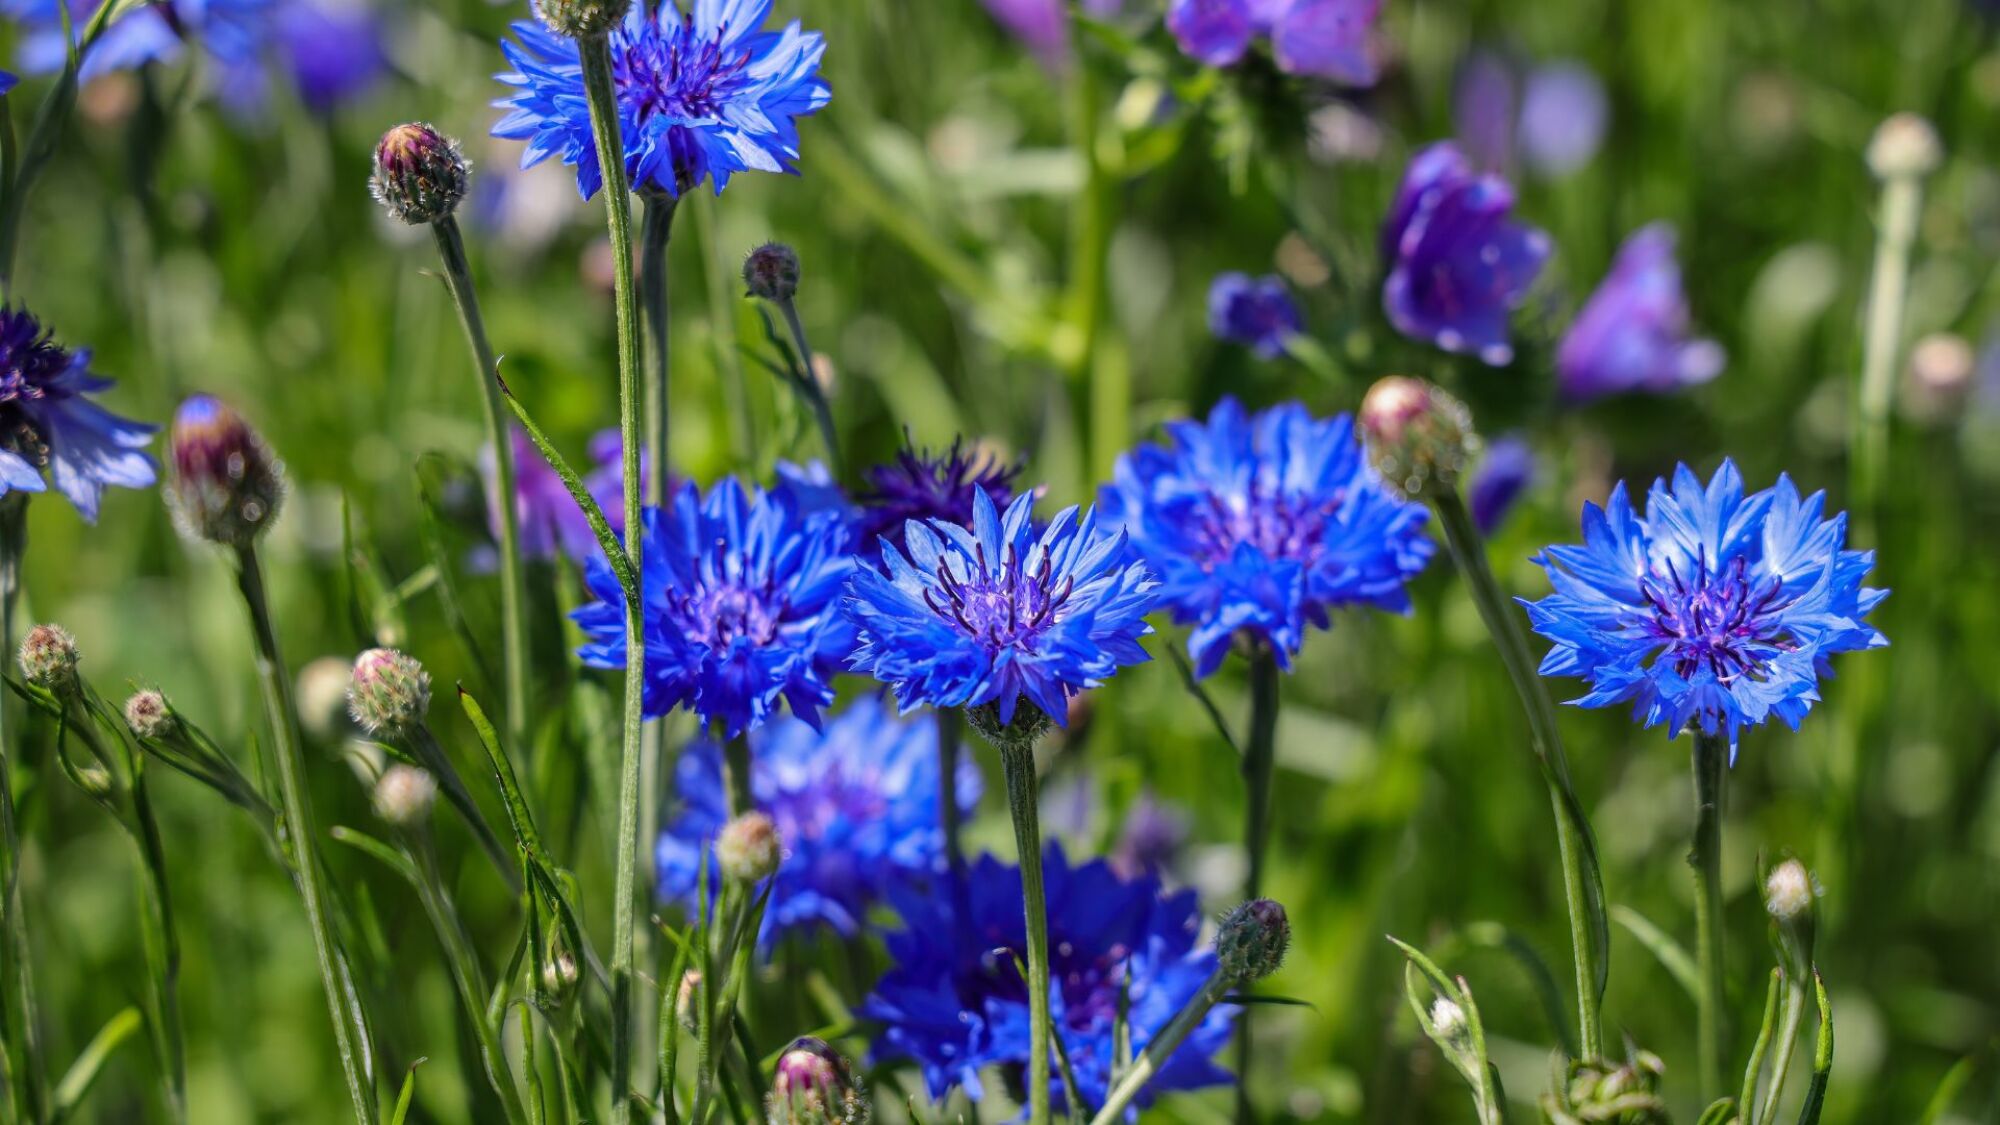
0, 306, 156, 520
1558, 224, 1724, 401
1100, 397, 1432, 678
1521, 460, 1888, 749
857, 439, 1021, 560
493, 0, 832, 200
572, 476, 853, 737
842, 488, 1157, 728
862, 845, 1233, 1112
1207, 273, 1304, 360
1468, 434, 1534, 536
656, 696, 981, 943
1380, 142, 1551, 365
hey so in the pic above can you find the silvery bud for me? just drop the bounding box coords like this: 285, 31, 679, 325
372, 764, 438, 826
371, 123, 470, 225
347, 648, 431, 734
716, 811, 782, 884
1358, 376, 1478, 500
18, 624, 79, 697
743, 242, 801, 303
166, 395, 286, 548
123, 689, 174, 739
767, 1037, 870, 1125
1216, 898, 1290, 983
541, 952, 579, 1002
1764, 859, 1815, 923
1429, 997, 1469, 1049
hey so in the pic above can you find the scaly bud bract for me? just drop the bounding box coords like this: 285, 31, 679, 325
532, 0, 628, 39
1216, 898, 1290, 983
18, 624, 78, 696
743, 242, 801, 303
166, 395, 286, 548
716, 811, 782, 884
347, 648, 431, 734
123, 689, 174, 739
767, 1037, 870, 1125
371, 123, 470, 225
1358, 376, 1478, 501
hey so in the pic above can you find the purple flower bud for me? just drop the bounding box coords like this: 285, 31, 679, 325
18, 623, 78, 696
1557, 224, 1723, 402
1358, 376, 1477, 500
767, 1037, 867, 1125
347, 648, 432, 734
1208, 272, 1304, 359
1167, 0, 1258, 67
371, 123, 470, 226
1518, 61, 1607, 178
743, 242, 801, 303
166, 395, 285, 547
1217, 898, 1290, 982
1468, 435, 1534, 535
124, 689, 174, 739
1270, 0, 1381, 86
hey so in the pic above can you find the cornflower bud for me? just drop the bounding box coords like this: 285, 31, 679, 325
166, 395, 285, 548
532, 0, 627, 39
1764, 858, 1815, 923
1866, 112, 1942, 180
18, 624, 79, 697
767, 1037, 870, 1125
716, 811, 782, 884
346, 648, 431, 735
371, 123, 470, 226
1429, 997, 1469, 1049
123, 689, 174, 739
1358, 376, 1477, 500
372, 764, 438, 826
73, 764, 113, 798
541, 952, 579, 1002
1216, 898, 1290, 983
743, 242, 801, 303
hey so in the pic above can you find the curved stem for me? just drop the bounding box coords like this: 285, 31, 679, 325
999, 740, 1052, 1125
1690, 730, 1729, 1100
1090, 970, 1229, 1125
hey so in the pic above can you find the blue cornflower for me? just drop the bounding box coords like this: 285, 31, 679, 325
1100, 397, 1433, 678
862, 845, 1233, 1112
1521, 460, 1888, 748
843, 489, 1158, 727
493, 0, 831, 200
0, 306, 156, 520
656, 696, 980, 944
572, 476, 853, 738
1207, 273, 1304, 360
857, 439, 1022, 559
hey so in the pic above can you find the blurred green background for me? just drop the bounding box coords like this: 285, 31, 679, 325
3, 0, 1999, 1120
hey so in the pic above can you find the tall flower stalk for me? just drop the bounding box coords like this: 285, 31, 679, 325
1690, 731, 1729, 1095
987, 713, 1055, 1125
0, 497, 48, 1124
743, 243, 839, 476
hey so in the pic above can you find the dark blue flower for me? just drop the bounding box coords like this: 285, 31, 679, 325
1469, 434, 1534, 536
1558, 224, 1724, 401
656, 697, 980, 944
0, 70, 17, 96
1521, 460, 1888, 749
0, 306, 156, 520
572, 476, 853, 738
1100, 397, 1433, 678
862, 845, 1234, 1112
858, 439, 1021, 559
843, 488, 1157, 727
493, 0, 831, 200
1207, 273, 1304, 360
1381, 142, 1551, 366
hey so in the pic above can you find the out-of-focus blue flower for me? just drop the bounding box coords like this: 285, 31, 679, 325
0, 306, 156, 520
843, 488, 1157, 728
1518, 61, 1607, 178
1468, 434, 1534, 536
1558, 224, 1724, 401
573, 476, 853, 738
1521, 460, 1888, 749
1207, 273, 1304, 360
1167, 0, 1259, 66
0, 70, 17, 96
1111, 788, 1189, 876
493, 0, 831, 200
656, 697, 980, 944
862, 845, 1233, 1111
1100, 397, 1432, 678
275, 1, 387, 113
1380, 142, 1551, 366
858, 439, 1021, 560
1167, 0, 1379, 84
979, 0, 1121, 65
488, 426, 643, 562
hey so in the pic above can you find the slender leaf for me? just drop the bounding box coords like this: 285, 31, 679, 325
1612, 905, 1701, 1003
496, 381, 638, 603
1795, 971, 1833, 1125
1917, 1052, 1979, 1125
389, 1058, 428, 1125
48, 1007, 142, 1122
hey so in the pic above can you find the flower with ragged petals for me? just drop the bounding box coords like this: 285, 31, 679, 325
857, 439, 1021, 559
1208, 273, 1304, 360
1167, 0, 1380, 85
493, 0, 831, 200
1558, 224, 1724, 401
0, 306, 155, 520
1521, 460, 1887, 749
656, 697, 981, 943
1381, 142, 1551, 366
863, 845, 1233, 1112
1101, 397, 1432, 678
572, 476, 852, 737
843, 489, 1157, 727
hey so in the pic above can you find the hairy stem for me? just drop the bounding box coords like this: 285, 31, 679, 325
1236, 649, 1280, 1123
999, 739, 1052, 1125
0, 496, 47, 1124
1690, 730, 1729, 1100
722, 734, 753, 818
1090, 968, 1230, 1125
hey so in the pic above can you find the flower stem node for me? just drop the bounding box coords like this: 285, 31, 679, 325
531, 0, 628, 38
743, 242, 801, 303
371, 123, 470, 225
1216, 898, 1290, 983
716, 810, 782, 884
371, 764, 438, 827
1866, 112, 1942, 180
18, 623, 78, 697
346, 648, 432, 735
166, 395, 286, 548
123, 689, 174, 739
1358, 376, 1478, 500
767, 1036, 870, 1125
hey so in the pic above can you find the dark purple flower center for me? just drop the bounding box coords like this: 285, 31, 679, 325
615, 17, 752, 128
923, 544, 1073, 651
1638, 552, 1794, 682
1186, 484, 1344, 570
0, 311, 73, 407
861, 443, 1019, 548
676, 576, 781, 649
972, 938, 1131, 1031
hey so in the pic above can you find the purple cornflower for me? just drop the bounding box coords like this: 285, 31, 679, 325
489, 427, 641, 562
0, 306, 156, 520
1208, 273, 1305, 359
1558, 224, 1724, 401
494, 0, 831, 200
1167, 0, 1380, 85
1469, 435, 1534, 535
1380, 142, 1551, 366
858, 439, 1022, 559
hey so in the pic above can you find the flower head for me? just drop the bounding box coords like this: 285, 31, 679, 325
863, 845, 1234, 1111
715, 811, 782, 884
494, 0, 832, 200
124, 689, 173, 739
166, 394, 284, 546
657, 697, 980, 943
347, 648, 431, 734
1207, 273, 1304, 360
857, 439, 1021, 560
372, 764, 438, 827
743, 241, 801, 302
1521, 460, 1888, 748
1558, 224, 1724, 401
1216, 899, 1290, 982
843, 488, 1157, 727
1380, 142, 1550, 365
0, 306, 156, 520
573, 476, 853, 737
18, 623, 78, 695
768, 1037, 870, 1125
1101, 397, 1431, 677
371, 123, 470, 226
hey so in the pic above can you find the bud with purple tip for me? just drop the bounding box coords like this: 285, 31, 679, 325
166, 395, 285, 548
18, 624, 78, 697
766, 1036, 869, 1125
1357, 376, 1477, 501
371, 123, 470, 226
347, 648, 432, 735
716, 811, 782, 884
743, 242, 801, 303
1216, 898, 1290, 983
124, 689, 175, 739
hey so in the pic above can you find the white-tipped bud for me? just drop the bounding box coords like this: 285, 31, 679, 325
123, 690, 174, 739
541, 952, 579, 1000
372, 764, 438, 826
18, 624, 79, 696
1764, 859, 1816, 922
1430, 997, 1469, 1046
74, 764, 113, 798
716, 812, 782, 884
1866, 112, 1943, 180
347, 648, 431, 734
675, 969, 703, 1031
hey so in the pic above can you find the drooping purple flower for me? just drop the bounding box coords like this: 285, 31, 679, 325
1380, 142, 1551, 366
1518, 62, 1608, 178
1207, 273, 1305, 360
1557, 224, 1724, 402
1468, 435, 1534, 535
0, 306, 156, 520
858, 439, 1022, 559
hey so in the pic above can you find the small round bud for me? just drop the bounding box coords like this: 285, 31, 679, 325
743, 242, 801, 303
18, 624, 79, 696
1866, 112, 1942, 180
767, 1037, 870, 1125
716, 811, 782, 884
532, 0, 628, 39
675, 969, 703, 1031
166, 395, 286, 548
1764, 859, 1815, 922
371, 123, 469, 225
541, 952, 579, 1000
1216, 898, 1290, 982
123, 690, 174, 739
1358, 376, 1477, 500
1904, 332, 1974, 425
347, 648, 431, 734
1429, 997, 1468, 1047
372, 764, 438, 826
297, 655, 357, 741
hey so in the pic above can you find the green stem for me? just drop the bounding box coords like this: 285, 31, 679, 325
234, 545, 377, 1124
999, 739, 1052, 1125
0, 0, 118, 289
1759, 975, 1808, 1124
641, 194, 678, 492
431, 215, 532, 765
722, 734, 753, 818
1065, 28, 1121, 487
409, 837, 528, 1125
1432, 489, 1606, 1062
1089, 969, 1230, 1125
0, 496, 47, 1125
1853, 173, 1925, 541
1690, 730, 1729, 1101
122, 742, 185, 1124
1739, 968, 1782, 1125
1235, 649, 1280, 1124
774, 298, 840, 478
690, 194, 753, 464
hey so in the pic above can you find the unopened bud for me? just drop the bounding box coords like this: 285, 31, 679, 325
1866, 112, 1942, 180
123, 690, 174, 739
1904, 332, 1974, 425
372, 764, 438, 826
1429, 997, 1468, 1047
1358, 376, 1477, 500
18, 624, 78, 696
74, 764, 113, 798
347, 648, 431, 734
743, 242, 801, 303
371, 123, 469, 225
767, 1037, 870, 1125
1216, 898, 1290, 982
532, 0, 627, 39
166, 395, 286, 547
1764, 859, 1815, 922
716, 811, 782, 884
541, 952, 579, 1000
675, 969, 703, 1031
